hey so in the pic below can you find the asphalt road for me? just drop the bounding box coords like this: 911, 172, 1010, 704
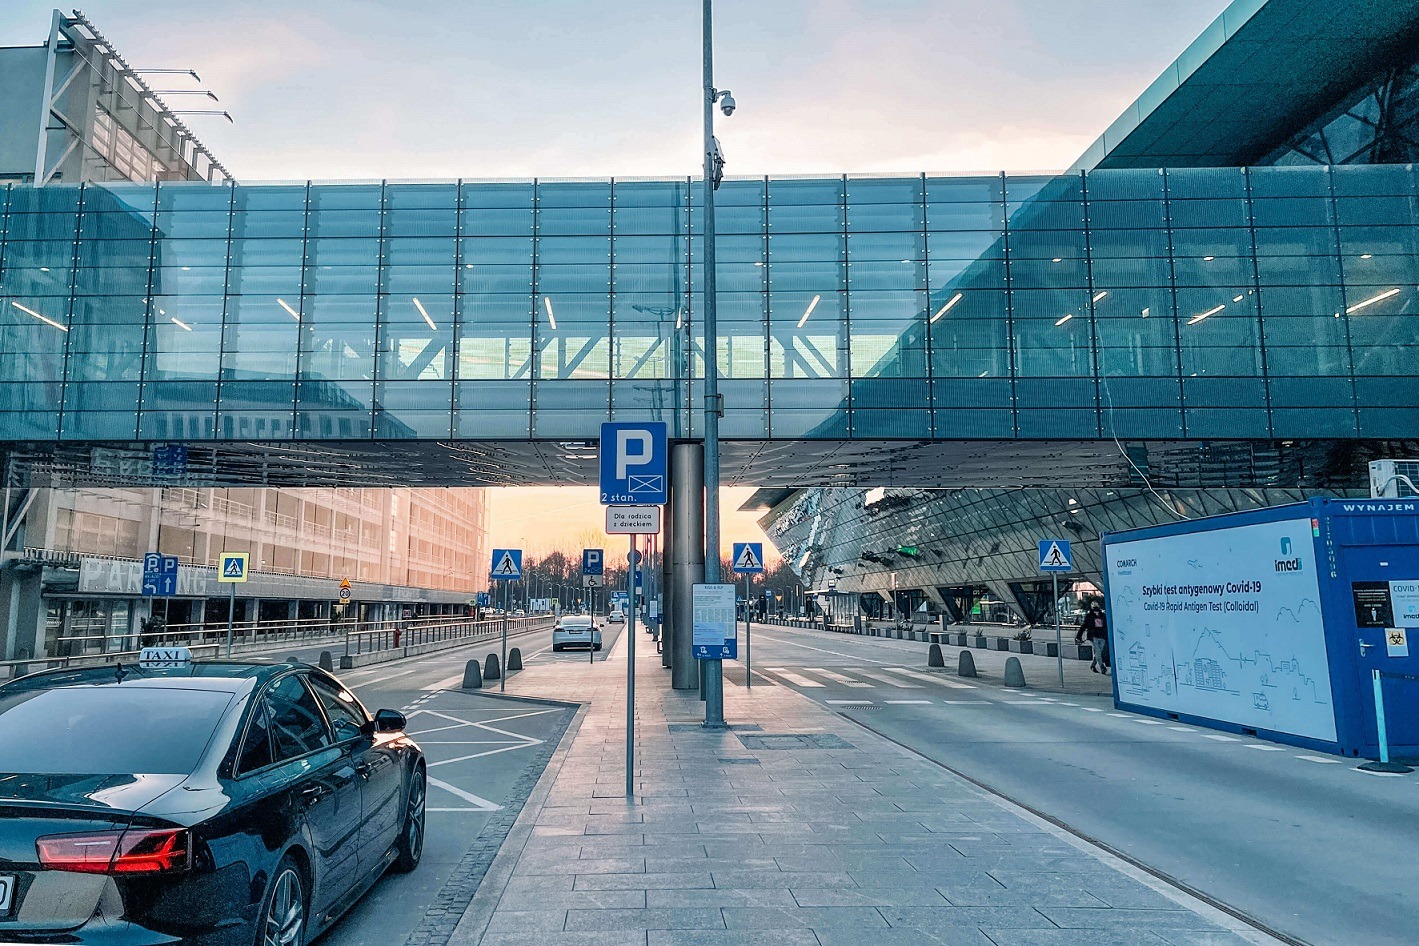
309, 620, 624, 946
741, 622, 1419, 946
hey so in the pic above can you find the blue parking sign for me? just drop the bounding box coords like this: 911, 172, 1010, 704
582, 548, 604, 575
141, 552, 180, 597
599, 422, 667, 505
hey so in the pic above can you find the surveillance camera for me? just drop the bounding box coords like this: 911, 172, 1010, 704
719, 91, 736, 116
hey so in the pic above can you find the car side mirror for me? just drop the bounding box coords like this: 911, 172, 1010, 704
373, 709, 406, 733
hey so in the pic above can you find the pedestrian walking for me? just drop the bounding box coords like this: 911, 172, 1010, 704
1075, 602, 1110, 674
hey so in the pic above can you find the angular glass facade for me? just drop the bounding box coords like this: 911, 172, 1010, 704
0, 166, 1415, 446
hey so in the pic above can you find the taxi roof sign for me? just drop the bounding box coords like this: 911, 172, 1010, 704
139, 646, 192, 668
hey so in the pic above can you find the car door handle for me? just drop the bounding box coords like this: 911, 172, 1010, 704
299, 786, 328, 807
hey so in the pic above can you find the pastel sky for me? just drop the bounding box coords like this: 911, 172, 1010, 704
2, 1, 1229, 559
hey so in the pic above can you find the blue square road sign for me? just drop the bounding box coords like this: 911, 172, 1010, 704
490, 549, 523, 581
1038, 540, 1073, 572
732, 542, 765, 574
599, 422, 668, 506
582, 548, 604, 575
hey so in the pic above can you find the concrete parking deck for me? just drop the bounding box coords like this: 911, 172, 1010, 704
450, 629, 1280, 946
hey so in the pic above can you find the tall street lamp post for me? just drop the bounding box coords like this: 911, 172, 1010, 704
701, 0, 735, 729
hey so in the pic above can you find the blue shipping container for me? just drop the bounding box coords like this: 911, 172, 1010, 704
1101, 497, 1419, 758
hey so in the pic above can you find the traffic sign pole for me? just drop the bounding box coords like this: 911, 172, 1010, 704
744, 574, 752, 689
501, 581, 509, 693
1054, 571, 1063, 689
226, 583, 236, 658
626, 541, 638, 798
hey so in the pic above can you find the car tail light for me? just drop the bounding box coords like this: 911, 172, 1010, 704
37, 827, 192, 875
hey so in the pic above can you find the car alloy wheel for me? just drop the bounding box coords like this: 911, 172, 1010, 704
261, 863, 305, 946
393, 767, 426, 872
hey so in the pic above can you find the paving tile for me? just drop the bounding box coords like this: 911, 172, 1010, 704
877, 905, 1057, 930
720, 906, 890, 929
647, 931, 820, 946
1038, 908, 1226, 930
789, 886, 949, 907
574, 872, 717, 891
563, 908, 726, 932
979, 931, 1172, 946
815, 930, 995, 946
485, 910, 570, 933
709, 870, 857, 889
646, 888, 797, 908
478, 932, 648, 946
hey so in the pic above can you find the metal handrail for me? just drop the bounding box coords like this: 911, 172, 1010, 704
0, 613, 556, 680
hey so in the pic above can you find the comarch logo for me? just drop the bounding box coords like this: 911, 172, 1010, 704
1275, 537, 1302, 573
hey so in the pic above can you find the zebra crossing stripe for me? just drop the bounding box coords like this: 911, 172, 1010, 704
879, 667, 977, 689
763, 667, 825, 688
802, 667, 873, 687
854, 669, 923, 688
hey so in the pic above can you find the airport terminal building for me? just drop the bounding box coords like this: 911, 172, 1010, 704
1, 0, 1417, 653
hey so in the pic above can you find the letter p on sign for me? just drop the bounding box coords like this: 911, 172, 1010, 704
617, 429, 653, 479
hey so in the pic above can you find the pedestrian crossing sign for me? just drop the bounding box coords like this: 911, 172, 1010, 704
217, 551, 250, 583
732, 542, 765, 574
490, 548, 523, 581
1038, 540, 1073, 572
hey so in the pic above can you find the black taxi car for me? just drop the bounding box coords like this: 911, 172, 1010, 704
0, 649, 426, 945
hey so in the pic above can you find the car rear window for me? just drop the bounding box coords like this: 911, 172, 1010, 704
0, 686, 233, 775
561, 617, 593, 628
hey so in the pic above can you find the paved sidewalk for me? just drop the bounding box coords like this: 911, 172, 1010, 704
451, 630, 1278, 946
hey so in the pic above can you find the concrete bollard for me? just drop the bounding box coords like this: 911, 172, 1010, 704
462, 659, 483, 689
318, 650, 334, 672
958, 650, 978, 677
928, 643, 945, 667
507, 647, 523, 672
484, 652, 501, 680
285, 655, 302, 664
1004, 656, 1027, 688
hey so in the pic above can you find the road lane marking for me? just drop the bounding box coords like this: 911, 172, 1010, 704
424, 673, 466, 691
764, 667, 826, 688
1132, 719, 1165, 725
884, 700, 933, 704
1202, 734, 1238, 742
427, 775, 501, 811
825, 699, 874, 705
878, 667, 977, 689
1107, 713, 1131, 718
1296, 755, 1346, 764
1168, 726, 1195, 732
803, 667, 874, 687
1245, 745, 1285, 751
854, 670, 923, 688
349, 666, 426, 688
1081, 707, 1105, 712
941, 700, 992, 705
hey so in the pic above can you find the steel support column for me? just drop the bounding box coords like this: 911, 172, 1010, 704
661, 481, 675, 670
669, 442, 703, 691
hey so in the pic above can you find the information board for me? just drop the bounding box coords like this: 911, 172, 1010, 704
1106, 516, 1337, 743
691, 583, 737, 659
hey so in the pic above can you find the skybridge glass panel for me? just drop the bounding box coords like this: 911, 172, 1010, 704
0, 165, 1413, 445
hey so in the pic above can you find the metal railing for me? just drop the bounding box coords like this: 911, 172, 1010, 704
0, 613, 556, 680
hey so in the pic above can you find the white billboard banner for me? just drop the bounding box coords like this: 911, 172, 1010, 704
1107, 517, 1337, 742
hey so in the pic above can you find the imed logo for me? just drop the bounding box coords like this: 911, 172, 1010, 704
1275, 537, 1302, 573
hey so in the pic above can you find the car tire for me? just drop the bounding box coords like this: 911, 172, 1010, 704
256, 855, 308, 946
391, 765, 426, 874
594, 643, 602, 651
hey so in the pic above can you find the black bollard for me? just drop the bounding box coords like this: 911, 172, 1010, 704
958, 650, 978, 678
507, 647, 523, 672
484, 652, 501, 680
1004, 656, 1027, 688
318, 650, 334, 672
462, 659, 483, 689
928, 643, 945, 667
